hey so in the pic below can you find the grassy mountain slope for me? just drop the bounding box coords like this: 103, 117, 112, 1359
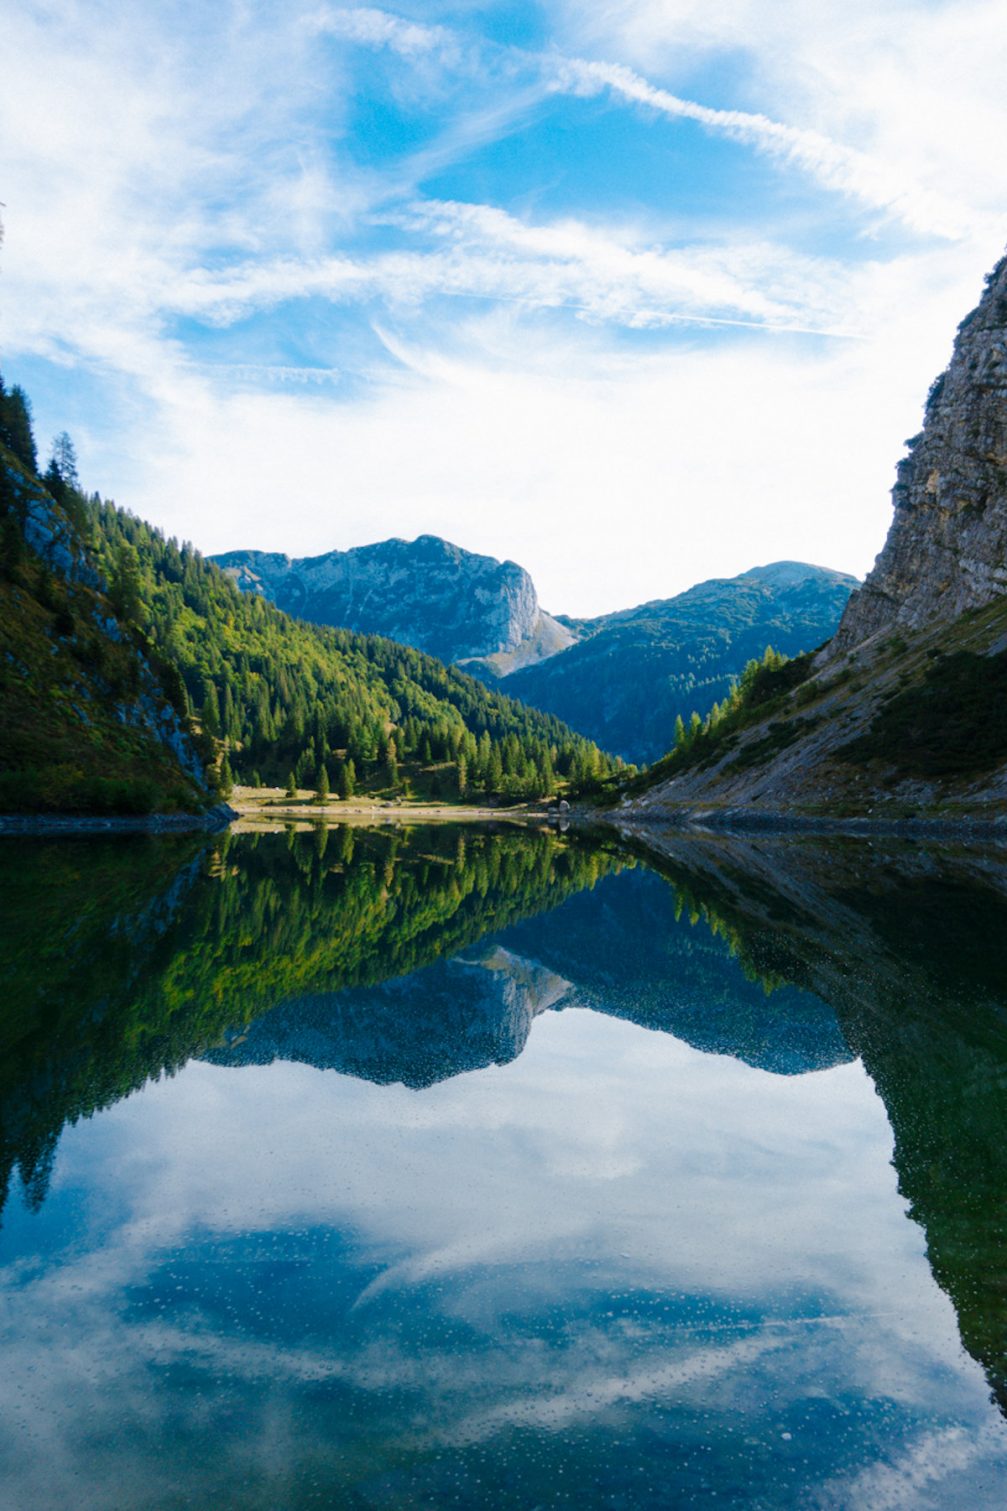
504, 562, 856, 763
620, 598, 1007, 823
0, 442, 210, 815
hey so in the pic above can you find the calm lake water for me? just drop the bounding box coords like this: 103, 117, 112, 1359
2, 822, 1007, 1509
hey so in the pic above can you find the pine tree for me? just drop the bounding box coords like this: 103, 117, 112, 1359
344, 758, 356, 798
49, 431, 79, 489
456, 754, 467, 799
315, 764, 330, 802
285, 770, 297, 798
109, 542, 143, 624
0, 385, 38, 472
383, 737, 399, 790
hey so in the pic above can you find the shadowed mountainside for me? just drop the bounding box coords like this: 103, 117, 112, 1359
508, 562, 856, 763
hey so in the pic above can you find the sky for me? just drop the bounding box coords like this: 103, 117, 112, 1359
3, 1, 1007, 615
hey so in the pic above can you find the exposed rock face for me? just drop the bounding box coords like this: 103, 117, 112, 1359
833, 251, 1007, 653
213, 534, 574, 670
618, 247, 1007, 825
2, 455, 210, 809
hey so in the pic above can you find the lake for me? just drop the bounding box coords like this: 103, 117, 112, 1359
2, 821, 1007, 1508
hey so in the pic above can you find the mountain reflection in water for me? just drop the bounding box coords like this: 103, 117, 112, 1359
1, 822, 1007, 1508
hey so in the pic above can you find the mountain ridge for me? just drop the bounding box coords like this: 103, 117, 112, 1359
507, 560, 857, 762
214, 533, 576, 674
214, 529, 857, 765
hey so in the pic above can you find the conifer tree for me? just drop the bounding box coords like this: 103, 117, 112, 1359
315, 764, 330, 802
285, 770, 297, 798
0, 385, 37, 472
49, 431, 79, 489
383, 737, 398, 790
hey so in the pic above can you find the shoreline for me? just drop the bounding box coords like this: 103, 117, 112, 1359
601, 805, 1007, 839
231, 796, 550, 824
7, 794, 1007, 841
0, 803, 237, 836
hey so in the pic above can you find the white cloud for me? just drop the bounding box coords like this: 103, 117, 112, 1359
549, 0, 1007, 232
155, 201, 859, 336
120, 242, 984, 616
550, 55, 992, 242
2, 1000, 1002, 1507
307, 4, 459, 59
2, 1, 1005, 615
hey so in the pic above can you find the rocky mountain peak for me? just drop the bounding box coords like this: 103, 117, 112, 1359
213, 534, 574, 671
833, 250, 1007, 652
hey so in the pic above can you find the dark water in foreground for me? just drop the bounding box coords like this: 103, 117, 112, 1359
2, 822, 1007, 1509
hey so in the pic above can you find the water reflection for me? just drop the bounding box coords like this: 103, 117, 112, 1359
0, 825, 618, 1212
619, 829, 1007, 1415
1, 824, 1007, 1507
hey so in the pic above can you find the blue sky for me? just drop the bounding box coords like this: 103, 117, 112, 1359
3, 1, 1007, 613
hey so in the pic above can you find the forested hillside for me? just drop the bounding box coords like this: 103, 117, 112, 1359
1, 369, 622, 813
507, 563, 856, 763
0, 380, 211, 816
0, 825, 621, 1218
87, 502, 621, 801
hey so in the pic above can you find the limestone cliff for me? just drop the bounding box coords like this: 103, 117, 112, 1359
213, 534, 574, 671
620, 247, 1007, 826
834, 249, 1003, 649
833, 251, 1007, 651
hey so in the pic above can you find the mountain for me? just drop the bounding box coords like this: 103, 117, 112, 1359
620, 248, 1007, 825
213, 534, 855, 766
213, 534, 575, 675
505, 562, 857, 763
83, 503, 622, 801
0, 417, 212, 817
207, 945, 573, 1089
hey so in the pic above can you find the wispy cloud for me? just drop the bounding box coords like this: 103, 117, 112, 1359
156, 198, 861, 339
307, 4, 458, 59
550, 55, 988, 242
306, 7, 1003, 240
